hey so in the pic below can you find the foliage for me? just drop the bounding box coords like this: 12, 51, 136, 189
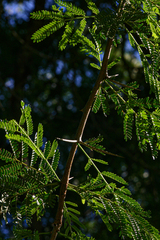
30, 0, 160, 159
1, 0, 160, 239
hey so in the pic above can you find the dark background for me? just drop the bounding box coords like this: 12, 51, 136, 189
0, 0, 160, 239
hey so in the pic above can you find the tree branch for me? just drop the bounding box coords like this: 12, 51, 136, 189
50, 1, 127, 238
50, 38, 113, 240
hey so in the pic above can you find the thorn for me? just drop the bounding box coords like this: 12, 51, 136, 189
69, 177, 74, 181
57, 137, 78, 143
107, 74, 119, 78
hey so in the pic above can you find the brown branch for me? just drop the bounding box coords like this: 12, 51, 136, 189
50, 2, 127, 239
50, 38, 113, 240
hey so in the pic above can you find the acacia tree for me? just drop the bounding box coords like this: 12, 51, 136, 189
0, 0, 160, 239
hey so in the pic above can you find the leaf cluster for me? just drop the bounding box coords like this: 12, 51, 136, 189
70, 154, 159, 240
0, 101, 60, 239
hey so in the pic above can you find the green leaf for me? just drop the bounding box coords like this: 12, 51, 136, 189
37, 123, 43, 148
84, 158, 92, 171
71, 216, 85, 230
30, 132, 38, 167
55, 0, 85, 16
128, 32, 135, 48
70, 18, 87, 47
21, 141, 29, 161
68, 207, 80, 215
123, 109, 134, 141
98, 212, 113, 232
6, 134, 39, 156
65, 201, 78, 207
24, 105, 33, 136
51, 149, 60, 171
92, 88, 101, 113
90, 63, 101, 70
31, 21, 65, 43
48, 140, 58, 158
30, 10, 62, 20
92, 158, 108, 165
19, 101, 26, 126
43, 141, 51, 159
71, 224, 81, 234
59, 20, 75, 50
102, 171, 127, 185
85, 0, 100, 15
100, 92, 109, 117
107, 57, 121, 70
0, 149, 14, 163
81, 199, 85, 204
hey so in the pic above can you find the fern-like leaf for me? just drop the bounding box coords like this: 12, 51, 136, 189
0, 119, 18, 132
59, 20, 75, 50
63, 203, 85, 237
30, 132, 38, 167
102, 171, 127, 185
23, 104, 33, 136
37, 123, 43, 148
92, 158, 108, 165
31, 21, 65, 43
107, 57, 121, 70
90, 62, 101, 70
79, 35, 100, 61
51, 149, 60, 171
127, 30, 160, 104
6, 134, 20, 159
48, 140, 58, 158
0, 162, 22, 178
55, 0, 85, 16
30, 10, 63, 20
69, 18, 87, 47
0, 149, 14, 163
43, 141, 51, 159
19, 101, 26, 126
13, 227, 33, 240
92, 88, 101, 113
85, 0, 100, 15
100, 92, 109, 117
134, 110, 158, 157
98, 212, 113, 232
84, 158, 92, 171
124, 108, 134, 141
6, 128, 59, 179
21, 141, 29, 162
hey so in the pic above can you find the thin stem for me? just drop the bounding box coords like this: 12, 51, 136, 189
105, 81, 126, 104
80, 141, 123, 158
78, 143, 111, 188
108, 79, 140, 91
65, 15, 95, 21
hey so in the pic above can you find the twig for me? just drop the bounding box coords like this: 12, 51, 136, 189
108, 79, 141, 91
80, 141, 123, 158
